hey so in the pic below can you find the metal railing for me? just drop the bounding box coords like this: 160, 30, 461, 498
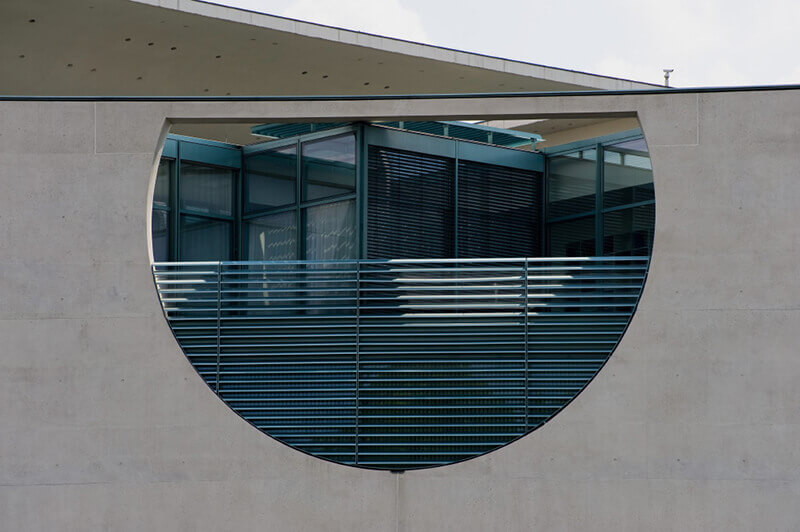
153, 256, 649, 470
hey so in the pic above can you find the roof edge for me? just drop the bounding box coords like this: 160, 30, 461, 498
3, 83, 799, 102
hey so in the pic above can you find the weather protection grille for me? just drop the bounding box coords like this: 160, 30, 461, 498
154, 257, 648, 470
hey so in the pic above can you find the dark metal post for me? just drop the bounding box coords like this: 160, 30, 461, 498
595, 143, 604, 256
354, 260, 361, 464
215, 261, 222, 392
523, 258, 529, 430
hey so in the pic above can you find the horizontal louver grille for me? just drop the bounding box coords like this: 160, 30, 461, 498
457, 160, 542, 258
154, 257, 648, 470
367, 146, 455, 258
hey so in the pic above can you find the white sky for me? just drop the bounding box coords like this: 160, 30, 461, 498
217, 0, 800, 87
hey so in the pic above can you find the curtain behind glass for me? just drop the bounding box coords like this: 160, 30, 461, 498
180, 163, 234, 216
246, 211, 298, 261
305, 200, 356, 260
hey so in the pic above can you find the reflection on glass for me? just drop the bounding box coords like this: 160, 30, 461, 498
305, 200, 356, 260
245, 145, 297, 212
547, 149, 596, 219
246, 211, 298, 261
603, 204, 655, 256
603, 140, 654, 208
151, 210, 169, 262
154, 159, 172, 207
609, 138, 648, 152
303, 134, 356, 202
548, 216, 595, 256
180, 162, 234, 216
179, 215, 231, 260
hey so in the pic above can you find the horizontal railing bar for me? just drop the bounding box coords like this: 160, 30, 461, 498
154, 257, 647, 267
200, 359, 602, 367
160, 284, 645, 293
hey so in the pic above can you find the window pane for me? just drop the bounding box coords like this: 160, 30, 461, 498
303, 134, 356, 202
151, 209, 170, 262
179, 215, 232, 260
305, 200, 356, 260
245, 145, 297, 212
547, 149, 596, 219
245, 211, 298, 261
603, 139, 654, 208
180, 162, 235, 216
548, 216, 595, 256
154, 159, 172, 207
603, 204, 655, 256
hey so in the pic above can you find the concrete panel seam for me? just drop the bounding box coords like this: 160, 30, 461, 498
395, 473, 400, 532
696, 93, 700, 145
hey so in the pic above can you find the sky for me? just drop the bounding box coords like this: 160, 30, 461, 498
216, 0, 800, 88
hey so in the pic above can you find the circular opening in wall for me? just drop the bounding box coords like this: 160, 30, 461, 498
150, 116, 655, 471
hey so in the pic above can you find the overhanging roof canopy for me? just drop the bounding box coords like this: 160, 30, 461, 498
0, 0, 658, 96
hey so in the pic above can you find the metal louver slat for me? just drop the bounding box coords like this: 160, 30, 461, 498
153, 256, 648, 470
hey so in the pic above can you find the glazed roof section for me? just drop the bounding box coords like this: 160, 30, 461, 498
251, 121, 543, 148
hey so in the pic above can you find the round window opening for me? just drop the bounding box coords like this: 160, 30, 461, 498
152, 122, 654, 470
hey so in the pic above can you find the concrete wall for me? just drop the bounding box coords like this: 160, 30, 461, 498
1, 89, 799, 530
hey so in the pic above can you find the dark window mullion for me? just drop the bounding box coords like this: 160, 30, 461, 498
241, 203, 298, 221
546, 210, 597, 224
296, 139, 303, 260
172, 147, 180, 260
602, 198, 656, 215
595, 143, 603, 256
178, 213, 235, 261
234, 168, 242, 260
178, 209, 235, 222
298, 193, 357, 210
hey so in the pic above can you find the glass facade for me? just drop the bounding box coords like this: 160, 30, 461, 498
150, 137, 241, 261
603, 203, 655, 256
305, 199, 357, 260
603, 138, 655, 208
179, 162, 234, 217
152, 127, 654, 263
545, 133, 655, 257
151, 209, 170, 262
151, 159, 172, 262
245, 145, 297, 211
302, 134, 356, 202
548, 216, 596, 257
245, 211, 298, 261
547, 149, 596, 219
241, 130, 359, 261
179, 215, 232, 261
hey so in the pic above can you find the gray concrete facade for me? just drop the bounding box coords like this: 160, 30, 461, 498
1, 88, 799, 530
